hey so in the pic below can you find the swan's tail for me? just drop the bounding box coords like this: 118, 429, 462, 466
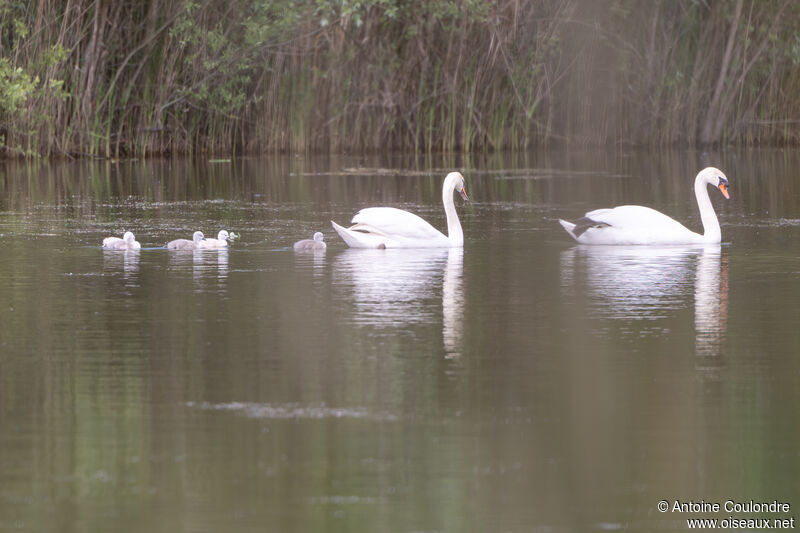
331, 220, 370, 248
558, 219, 579, 241
331, 221, 351, 246
331, 220, 390, 248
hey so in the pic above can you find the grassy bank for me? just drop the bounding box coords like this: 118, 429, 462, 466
1, 0, 799, 157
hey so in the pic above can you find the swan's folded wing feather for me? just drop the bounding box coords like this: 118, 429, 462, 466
348, 222, 391, 237
585, 205, 691, 232
351, 207, 445, 240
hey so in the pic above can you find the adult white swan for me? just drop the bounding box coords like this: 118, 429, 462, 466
102, 231, 141, 250
559, 167, 730, 245
167, 231, 205, 250
331, 171, 469, 248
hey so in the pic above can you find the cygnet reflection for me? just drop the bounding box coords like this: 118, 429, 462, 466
193, 247, 229, 284
293, 243, 326, 276
167, 246, 229, 288
103, 248, 140, 286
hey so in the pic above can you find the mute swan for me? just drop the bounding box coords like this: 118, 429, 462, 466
198, 230, 231, 249
102, 231, 141, 250
294, 232, 326, 251
331, 171, 469, 248
168, 231, 205, 250
559, 167, 730, 245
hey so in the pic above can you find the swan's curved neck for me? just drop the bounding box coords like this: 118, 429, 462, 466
695, 176, 720, 243
443, 178, 463, 246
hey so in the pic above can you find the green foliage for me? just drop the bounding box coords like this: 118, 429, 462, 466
0, 59, 36, 115
2, 0, 800, 156
790, 34, 800, 65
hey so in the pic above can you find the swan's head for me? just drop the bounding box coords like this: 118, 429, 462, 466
700, 167, 730, 199
217, 230, 230, 241
313, 232, 324, 242
193, 231, 205, 243
446, 171, 469, 201
123, 231, 136, 243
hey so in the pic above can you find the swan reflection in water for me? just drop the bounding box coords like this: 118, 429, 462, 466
442, 248, 464, 357
103, 249, 140, 286
694, 247, 728, 358
167, 247, 229, 288
293, 245, 326, 278
333, 247, 464, 356
561, 245, 728, 355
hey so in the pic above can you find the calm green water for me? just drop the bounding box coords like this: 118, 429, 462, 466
1, 150, 799, 532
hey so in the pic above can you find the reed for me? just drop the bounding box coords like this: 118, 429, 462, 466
0, 0, 799, 158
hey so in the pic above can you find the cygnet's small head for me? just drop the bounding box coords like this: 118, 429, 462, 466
193, 231, 205, 243
313, 232, 324, 242
700, 167, 730, 199
123, 231, 136, 243
217, 230, 230, 241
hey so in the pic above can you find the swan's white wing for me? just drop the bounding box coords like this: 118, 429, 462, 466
586, 206, 691, 232
351, 207, 445, 241
570, 205, 699, 245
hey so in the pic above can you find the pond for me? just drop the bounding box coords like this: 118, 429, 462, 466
1, 149, 799, 532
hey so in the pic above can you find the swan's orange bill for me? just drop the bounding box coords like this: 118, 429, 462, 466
459, 187, 469, 201
719, 183, 730, 199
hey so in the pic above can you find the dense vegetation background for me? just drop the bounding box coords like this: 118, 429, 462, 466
0, 0, 798, 157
